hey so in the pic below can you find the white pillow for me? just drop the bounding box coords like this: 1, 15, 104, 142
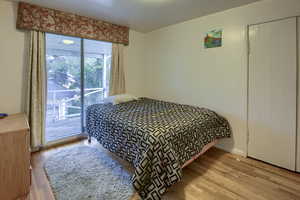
103, 94, 139, 105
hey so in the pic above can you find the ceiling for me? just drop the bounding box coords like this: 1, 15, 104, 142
10, 0, 260, 32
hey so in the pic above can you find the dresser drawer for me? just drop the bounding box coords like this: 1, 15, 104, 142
0, 114, 31, 200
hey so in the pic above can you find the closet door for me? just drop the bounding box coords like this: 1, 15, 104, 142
248, 18, 297, 170
297, 17, 300, 173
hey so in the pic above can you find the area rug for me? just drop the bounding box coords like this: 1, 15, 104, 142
44, 145, 135, 200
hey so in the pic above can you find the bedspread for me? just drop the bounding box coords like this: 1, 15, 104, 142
86, 98, 231, 200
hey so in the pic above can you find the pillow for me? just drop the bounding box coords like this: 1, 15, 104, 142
103, 94, 139, 105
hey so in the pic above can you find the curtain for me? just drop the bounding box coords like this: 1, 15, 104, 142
25, 30, 46, 150
109, 43, 126, 96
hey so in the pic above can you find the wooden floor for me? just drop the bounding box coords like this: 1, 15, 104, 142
28, 139, 300, 200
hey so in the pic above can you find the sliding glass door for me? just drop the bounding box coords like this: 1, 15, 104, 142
83, 39, 112, 127
45, 33, 112, 143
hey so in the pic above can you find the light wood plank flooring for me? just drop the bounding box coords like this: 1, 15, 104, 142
28, 140, 300, 200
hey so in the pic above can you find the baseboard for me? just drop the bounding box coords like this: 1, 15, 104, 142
215, 144, 247, 157
230, 148, 247, 157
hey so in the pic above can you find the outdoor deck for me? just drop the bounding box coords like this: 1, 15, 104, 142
45, 117, 83, 142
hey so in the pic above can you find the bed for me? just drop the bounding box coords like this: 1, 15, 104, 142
86, 97, 231, 200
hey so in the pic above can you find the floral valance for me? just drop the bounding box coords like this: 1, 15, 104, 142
17, 2, 129, 45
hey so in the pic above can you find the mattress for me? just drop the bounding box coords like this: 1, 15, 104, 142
86, 98, 231, 200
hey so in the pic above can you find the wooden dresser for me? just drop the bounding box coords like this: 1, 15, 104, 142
0, 113, 31, 200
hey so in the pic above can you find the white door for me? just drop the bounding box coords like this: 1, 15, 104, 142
248, 18, 297, 171
297, 17, 300, 173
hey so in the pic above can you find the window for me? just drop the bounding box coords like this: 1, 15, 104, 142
45, 33, 112, 143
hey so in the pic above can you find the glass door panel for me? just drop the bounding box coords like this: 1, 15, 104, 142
45, 34, 82, 143
83, 39, 112, 127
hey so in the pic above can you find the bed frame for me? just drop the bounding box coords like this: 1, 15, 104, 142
182, 139, 218, 168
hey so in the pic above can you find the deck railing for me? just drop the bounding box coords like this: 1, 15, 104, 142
47, 88, 104, 121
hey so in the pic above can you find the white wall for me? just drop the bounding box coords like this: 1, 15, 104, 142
0, 1, 146, 114
124, 30, 147, 97
0, 1, 27, 114
144, 0, 300, 155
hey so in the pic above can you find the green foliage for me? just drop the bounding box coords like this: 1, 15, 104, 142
84, 57, 104, 88
46, 54, 106, 116
46, 55, 104, 89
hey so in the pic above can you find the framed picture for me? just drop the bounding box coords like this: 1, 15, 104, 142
204, 29, 222, 48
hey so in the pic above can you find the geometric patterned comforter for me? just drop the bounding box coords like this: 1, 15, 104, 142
86, 98, 231, 200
